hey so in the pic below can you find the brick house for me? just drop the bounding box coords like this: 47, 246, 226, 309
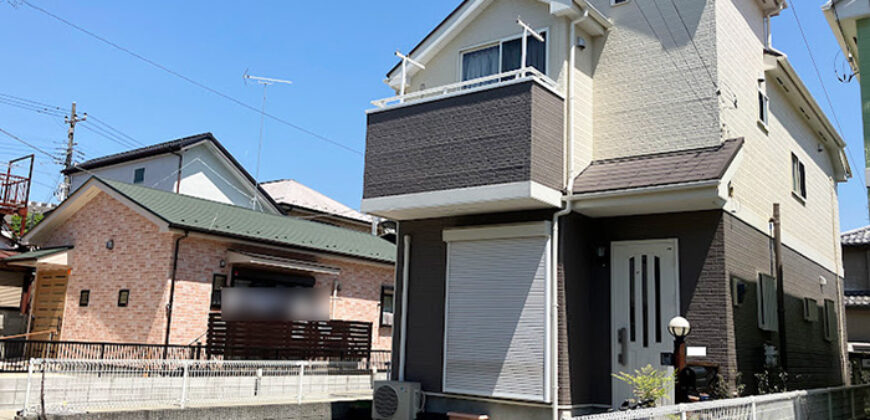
362, 0, 850, 417
5, 177, 395, 349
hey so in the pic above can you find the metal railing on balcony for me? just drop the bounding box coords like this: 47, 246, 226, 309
370, 67, 560, 110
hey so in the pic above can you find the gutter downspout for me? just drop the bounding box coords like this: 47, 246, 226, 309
172, 152, 183, 193
551, 13, 587, 420
164, 231, 188, 349
398, 234, 411, 381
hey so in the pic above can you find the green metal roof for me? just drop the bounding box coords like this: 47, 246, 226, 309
98, 178, 395, 263
3, 246, 71, 262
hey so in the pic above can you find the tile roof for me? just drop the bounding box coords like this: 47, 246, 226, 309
845, 291, 870, 308
260, 179, 373, 224
842, 226, 870, 246
573, 138, 744, 194
97, 178, 395, 263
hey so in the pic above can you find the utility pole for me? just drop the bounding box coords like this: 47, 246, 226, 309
771, 203, 788, 370
60, 102, 86, 201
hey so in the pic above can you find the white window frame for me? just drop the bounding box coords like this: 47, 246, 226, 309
758, 87, 769, 129
458, 28, 549, 82
757, 273, 777, 332
791, 153, 807, 201
441, 221, 552, 402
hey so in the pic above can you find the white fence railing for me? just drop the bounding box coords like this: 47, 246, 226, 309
22, 358, 384, 415
369, 66, 561, 109
575, 384, 870, 420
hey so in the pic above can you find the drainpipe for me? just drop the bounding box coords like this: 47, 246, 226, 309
172, 152, 183, 193
550, 13, 588, 420
398, 234, 411, 381
164, 231, 189, 349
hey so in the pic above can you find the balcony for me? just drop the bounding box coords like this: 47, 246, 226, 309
362, 69, 565, 220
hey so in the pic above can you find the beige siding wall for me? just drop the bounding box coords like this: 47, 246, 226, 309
717, 0, 841, 273
588, 0, 721, 160
408, 0, 569, 93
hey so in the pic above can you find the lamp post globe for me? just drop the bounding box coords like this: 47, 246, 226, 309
668, 316, 691, 340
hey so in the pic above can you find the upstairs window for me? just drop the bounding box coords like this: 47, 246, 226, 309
461, 31, 547, 82
758, 88, 769, 128
823, 299, 837, 342
791, 153, 806, 200
133, 168, 145, 184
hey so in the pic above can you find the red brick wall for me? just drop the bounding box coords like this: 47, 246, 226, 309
39, 191, 394, 351
42, 192, 175, 343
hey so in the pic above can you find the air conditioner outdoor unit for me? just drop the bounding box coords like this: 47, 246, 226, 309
372, 381, 422, 420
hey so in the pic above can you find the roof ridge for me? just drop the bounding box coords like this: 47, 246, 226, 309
97, 178, 383, 243
841, 225, 870, 236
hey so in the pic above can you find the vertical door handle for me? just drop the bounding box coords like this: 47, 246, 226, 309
618, 327, 628, 366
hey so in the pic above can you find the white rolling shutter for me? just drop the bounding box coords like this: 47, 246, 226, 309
442, 223, 550, 402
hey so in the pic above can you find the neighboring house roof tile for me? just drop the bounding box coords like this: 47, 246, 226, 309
61, 133, 282, 214
2, 246, 70, 263
260, 179, 373, 224
572, 138, 744, 194
97, 178, 395, 263
845, 291, 870, 308
842, 226, 870, 246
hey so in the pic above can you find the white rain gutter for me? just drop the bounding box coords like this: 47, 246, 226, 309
551, 12, 588, 420
398, 234, 411, 381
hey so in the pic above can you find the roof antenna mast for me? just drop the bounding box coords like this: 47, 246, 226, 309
243, 70, 292, 208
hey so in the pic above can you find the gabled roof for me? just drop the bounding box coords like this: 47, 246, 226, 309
62, 132, 282, 214
573, 138, 743, 194
25, 177, 395, 264
260, 179, 373, 224
384, 0, 612, 87
842, 226, 870, 246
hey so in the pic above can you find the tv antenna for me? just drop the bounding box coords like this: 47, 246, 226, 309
243, 70, 292, 208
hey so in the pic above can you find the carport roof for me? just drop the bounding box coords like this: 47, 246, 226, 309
2, 246, 71, 263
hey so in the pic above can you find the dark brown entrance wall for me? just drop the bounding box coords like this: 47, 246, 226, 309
560, 210, 729, 406
391, 210, 557, 392
724, 213, 843, 393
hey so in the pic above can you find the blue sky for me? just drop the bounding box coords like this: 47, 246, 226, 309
0, 1, 866, 231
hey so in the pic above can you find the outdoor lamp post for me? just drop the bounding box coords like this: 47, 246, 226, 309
668, 316, 691, 403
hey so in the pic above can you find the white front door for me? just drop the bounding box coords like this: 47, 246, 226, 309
610, 240, 679, 408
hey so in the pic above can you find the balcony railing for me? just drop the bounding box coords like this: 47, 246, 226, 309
370, 67, 560, 110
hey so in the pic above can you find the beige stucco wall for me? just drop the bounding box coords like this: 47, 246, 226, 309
717, 0, 842, 273
0, 270, 25, 308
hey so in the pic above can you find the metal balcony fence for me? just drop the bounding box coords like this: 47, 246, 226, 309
21, 358, 381, 416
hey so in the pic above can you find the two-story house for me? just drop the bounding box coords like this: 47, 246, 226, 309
362, 0, 851, 417
63, 132, 281, 214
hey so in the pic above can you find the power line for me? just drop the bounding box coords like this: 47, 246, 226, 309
667, 0, 717, 90
0, 127, 62, 162
87, 115, 144, 146
789, 2, 866, 192
17, 0, 363, 156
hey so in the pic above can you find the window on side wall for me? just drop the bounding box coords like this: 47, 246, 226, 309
380, 285, 394, 327
758, 88, 769, 129
823, 299, 837, 342
460, 31, 547, 82
133, 168, 145, 184
118, 289, 130, 307
211, 274, 227, 309
757, 274, 777, 332
79, 290, 90, 307
791, 153, 806, 200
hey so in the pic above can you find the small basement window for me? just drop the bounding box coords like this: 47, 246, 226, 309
133, 168, 145, 184
118, 289, 129, 307
791, 153, 807, 200
79, 290, 90, 307
380, 285, 394, 327
211, 274, 227, 309
757, 273, 777, 332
